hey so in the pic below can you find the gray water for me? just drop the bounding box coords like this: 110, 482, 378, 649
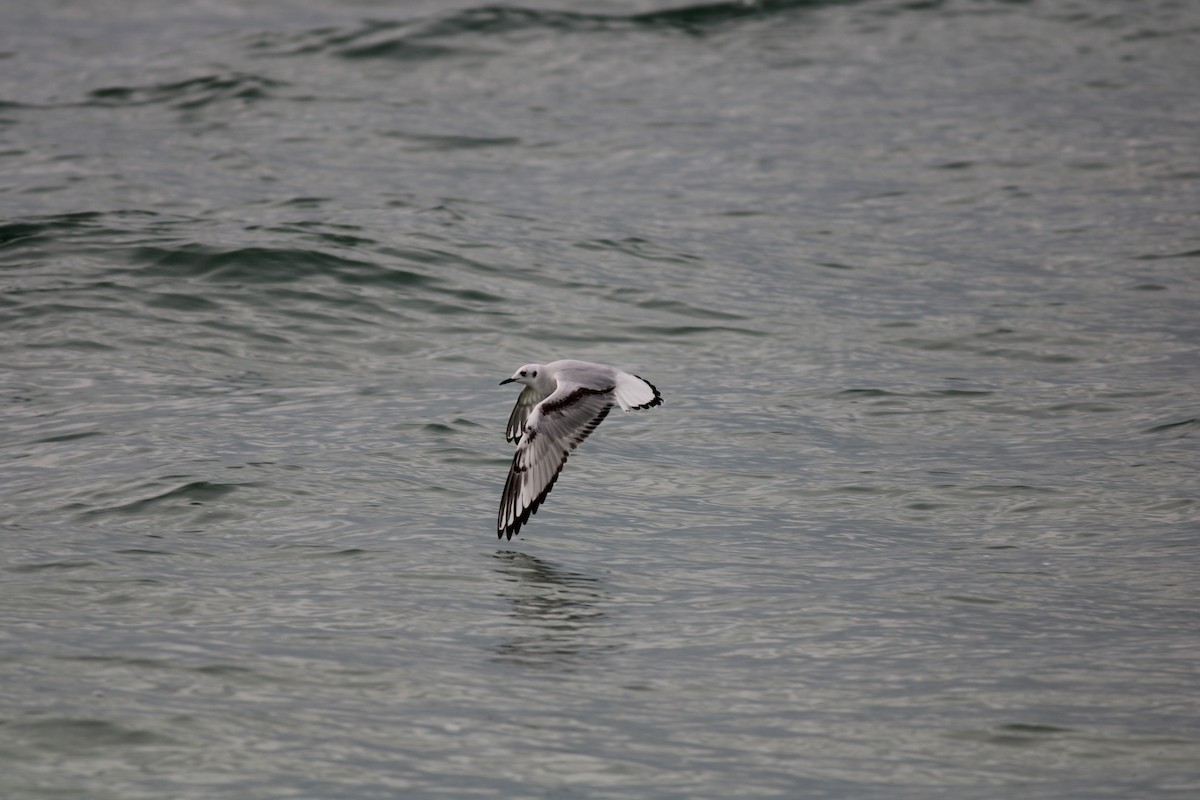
2, 0, 1199, 797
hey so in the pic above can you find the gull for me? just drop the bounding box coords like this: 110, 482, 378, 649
497, 359, 663, 540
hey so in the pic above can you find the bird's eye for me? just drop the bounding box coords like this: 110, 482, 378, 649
519, 370, 526, 377
531, 370, 537, 377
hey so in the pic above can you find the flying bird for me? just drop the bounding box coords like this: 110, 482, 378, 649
497, 359, 663, 539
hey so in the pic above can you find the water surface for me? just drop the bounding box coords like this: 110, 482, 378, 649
2, 1, 1199, 798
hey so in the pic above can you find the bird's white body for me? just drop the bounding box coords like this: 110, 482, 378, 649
497, 360, 662, 539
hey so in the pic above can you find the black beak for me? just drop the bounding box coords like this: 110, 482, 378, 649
499, 378, 515, 385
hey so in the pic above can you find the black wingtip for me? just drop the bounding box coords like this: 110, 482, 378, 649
497, 447, 567, 541
631, 375, 664, 410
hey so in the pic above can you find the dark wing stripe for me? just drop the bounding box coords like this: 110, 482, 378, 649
570, 403, 610, 449
630, 375, 664, 409
541, 385, 612, 414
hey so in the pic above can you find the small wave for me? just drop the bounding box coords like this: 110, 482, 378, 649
574, 237, 702, 265
34, 430, 107, 444
0, 211, 114, 253
836, 388, 994, 399
86, 72, 284, 110
893, 335, 1085, 364
7, 560, 99, 574
2, 211, 522, 339
5, 717, 175, 752
949, 723, 1076, 747
142, 292, 223, 312
632, 0, 829, 32
633, 298, 747, 321
1142, 417, 1198, 435
83, 480, 248, 517
1134, 248, 1200, 261
382, 131, 523, 152
128, 244, 435, 287
247, 1, 820, 62
628, 323, 767, 338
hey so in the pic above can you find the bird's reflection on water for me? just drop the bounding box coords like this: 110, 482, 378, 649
491, 550, 617, 671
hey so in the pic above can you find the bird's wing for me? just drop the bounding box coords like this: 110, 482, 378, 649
498, 383, 614, 539
506, 385, 550, 444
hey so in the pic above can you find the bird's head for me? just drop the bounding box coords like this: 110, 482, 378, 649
499, 363, 544, 389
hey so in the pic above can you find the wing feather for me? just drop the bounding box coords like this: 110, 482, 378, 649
506, 385, 548, 443
498, 385, 614, 539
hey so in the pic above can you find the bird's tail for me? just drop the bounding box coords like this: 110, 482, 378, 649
614, 373, 664, 411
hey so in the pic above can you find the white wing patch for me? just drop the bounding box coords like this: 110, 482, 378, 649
498, 385, 614, 540
614, 373, 663, 411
